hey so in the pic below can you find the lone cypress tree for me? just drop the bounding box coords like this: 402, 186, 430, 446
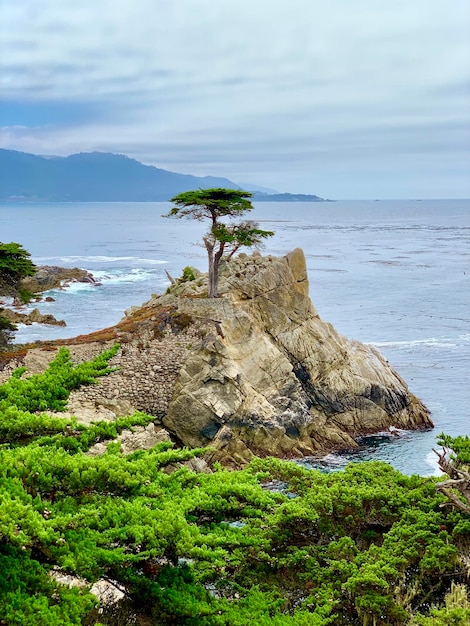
164, 188, 274, 297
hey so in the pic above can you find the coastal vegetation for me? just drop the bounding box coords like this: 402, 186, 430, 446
0, 347, 469, 625
164, 188, 274, 297
0, 242, 36, 299
0, 242, 37, 348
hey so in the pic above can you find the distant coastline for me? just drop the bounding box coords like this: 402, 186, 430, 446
0, 148, 328, 203
3, 194, 332, 203
253, 192, 332, 202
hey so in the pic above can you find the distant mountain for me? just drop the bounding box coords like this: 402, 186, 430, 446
0, 150, 242, 202
0, 149, 327, 202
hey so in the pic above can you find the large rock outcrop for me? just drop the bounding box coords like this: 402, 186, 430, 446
158, 248, 432, 465
2, 249, 432, 466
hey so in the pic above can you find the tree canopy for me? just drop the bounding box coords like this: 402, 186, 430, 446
166, 188, 254, 225
164, 188, 274, 297
0, 242, 36, 288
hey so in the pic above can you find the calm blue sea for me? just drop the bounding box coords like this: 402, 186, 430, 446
1, 199, 469, 475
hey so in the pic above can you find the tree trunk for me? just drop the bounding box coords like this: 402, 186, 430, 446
208, 256, 217, 298
204, 237, 224, 298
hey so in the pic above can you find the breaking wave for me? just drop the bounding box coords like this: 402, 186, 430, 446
34, 255, 167, 265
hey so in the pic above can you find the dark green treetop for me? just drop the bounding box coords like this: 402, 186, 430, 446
0, 242, 36, 287
166, 187, 254, 226
0, 242, 37, 348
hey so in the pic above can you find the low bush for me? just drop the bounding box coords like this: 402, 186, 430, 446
0, 347, 468, 625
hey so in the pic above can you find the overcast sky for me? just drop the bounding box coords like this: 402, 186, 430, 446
1, 0, 469, 198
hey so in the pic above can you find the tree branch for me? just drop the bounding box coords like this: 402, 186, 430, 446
434, 446, 470, 514
165, 270, 176, 285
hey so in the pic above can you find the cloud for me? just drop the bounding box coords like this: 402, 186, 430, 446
0, 0, 469, 197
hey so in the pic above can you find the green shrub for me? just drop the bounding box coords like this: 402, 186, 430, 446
179, 266, 196, 283
0, 346, 469, 624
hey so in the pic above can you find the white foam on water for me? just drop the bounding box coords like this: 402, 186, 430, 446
56, 282, 98, 294
424, 450, 444, 476
37, 268, 160, 295
369, 338, 457, 349
319, 453, 348, 466
91, 268, 156, 284
34, 255, 167, 265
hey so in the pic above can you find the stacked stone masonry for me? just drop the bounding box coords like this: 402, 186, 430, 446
0, 322, 209, 421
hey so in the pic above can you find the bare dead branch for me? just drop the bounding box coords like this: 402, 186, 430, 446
434, 447, 470, 514
165, 270, 176, 285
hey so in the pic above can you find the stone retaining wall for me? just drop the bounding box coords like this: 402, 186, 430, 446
73, 328, 200, 418
0, 321, 208, 421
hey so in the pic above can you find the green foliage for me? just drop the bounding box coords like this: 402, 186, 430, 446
435, 434, 470, 514
0, 314, 17, 349
437, 434, 470, 465
166, 188, 254, 224
0, 241, 36, 284
213, 220, 275, 260
0, 344, 119, 414
16, 286, 36, 304
179, 266, 196, 283
0, 347, 469, 624
409, 583, 470, 625
0, 545, 96, 626
0, 242, 37, 347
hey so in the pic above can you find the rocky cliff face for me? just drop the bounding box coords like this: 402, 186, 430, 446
2, 249, 432, 466
158, 248, 432, 465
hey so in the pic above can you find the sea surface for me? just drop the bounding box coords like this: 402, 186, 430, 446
1, 199, 469, 475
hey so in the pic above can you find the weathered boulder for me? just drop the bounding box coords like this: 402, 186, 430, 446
87, 424, 173, 457
159, 248, 432, 465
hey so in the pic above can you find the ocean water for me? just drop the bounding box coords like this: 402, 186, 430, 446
1, 199, 469, 475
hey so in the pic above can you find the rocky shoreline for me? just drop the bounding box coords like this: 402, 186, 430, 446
0, 265, 100, 327
0, 306, 66, 327
0, 249, 433, 467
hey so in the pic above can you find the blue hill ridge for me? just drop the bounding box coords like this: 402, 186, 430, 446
0, 149, 325, 202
